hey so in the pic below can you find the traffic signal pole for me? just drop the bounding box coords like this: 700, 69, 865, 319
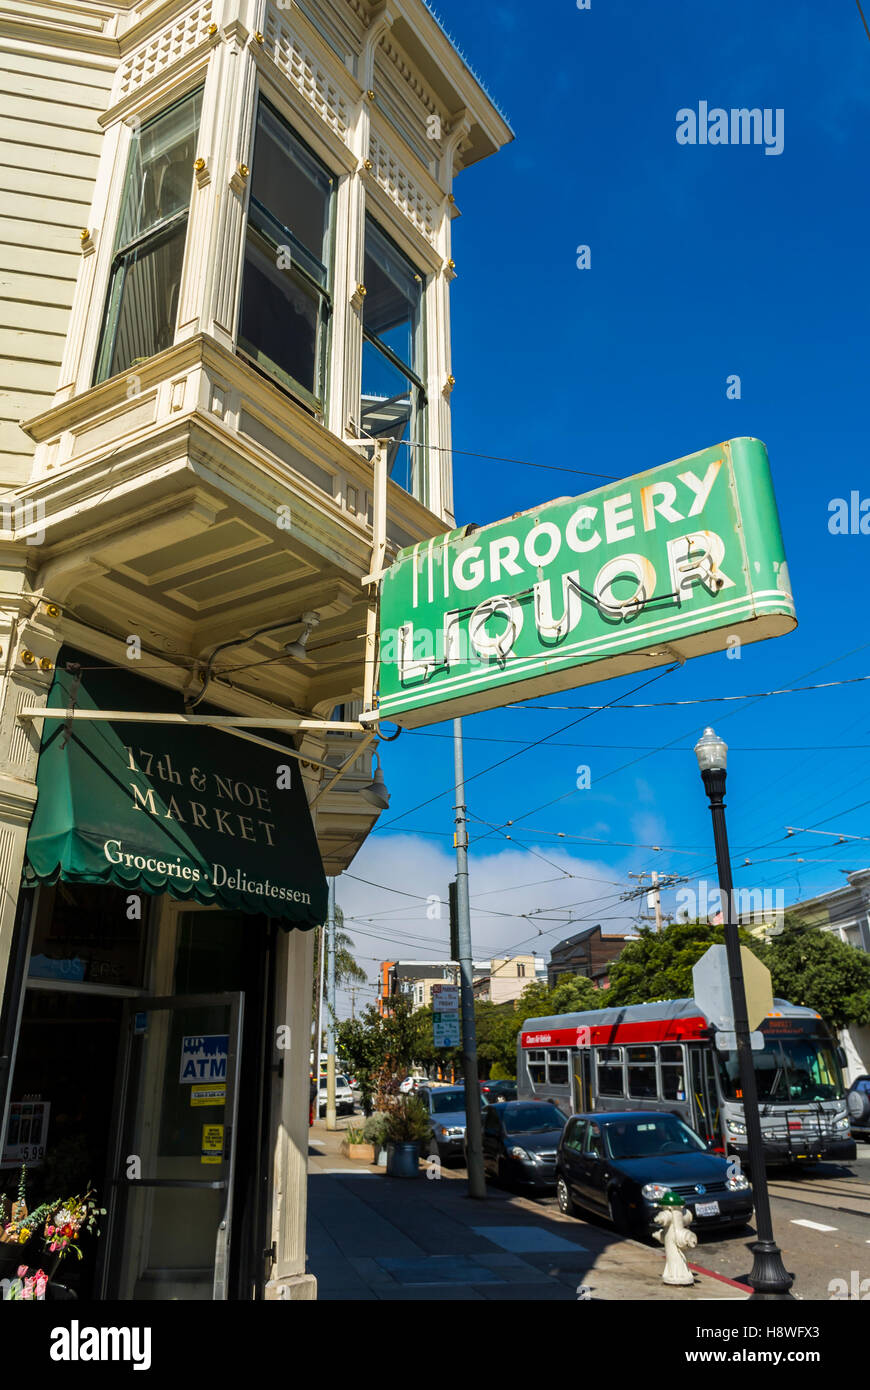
453, 718, 486, 1199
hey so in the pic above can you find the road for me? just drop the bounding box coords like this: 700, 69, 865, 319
451, 1143, 870, 1300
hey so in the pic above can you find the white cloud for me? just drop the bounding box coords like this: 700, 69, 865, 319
333, 832, 637, 1012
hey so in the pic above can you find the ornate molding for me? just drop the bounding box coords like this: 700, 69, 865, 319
264, 8, 352, 146
116, 0, 216, 101
367, 130, 436, 244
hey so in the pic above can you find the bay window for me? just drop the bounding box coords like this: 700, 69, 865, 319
95, 88, 203, 384
238, 101, 335, 413
361, 218, 426, 499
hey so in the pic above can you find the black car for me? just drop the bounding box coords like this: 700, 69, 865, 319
480, 1100, 566, 1190
480, 1080, 518, 1104
556, 1111, 754, 1236
847, 1076, 870, 1141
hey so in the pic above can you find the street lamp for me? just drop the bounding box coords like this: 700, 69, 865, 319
694, 727, 794, 1299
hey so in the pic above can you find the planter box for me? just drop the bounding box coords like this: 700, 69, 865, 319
339, 1141, 376, 1162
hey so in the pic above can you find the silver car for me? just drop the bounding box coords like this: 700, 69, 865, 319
416, 1085, 487, 1164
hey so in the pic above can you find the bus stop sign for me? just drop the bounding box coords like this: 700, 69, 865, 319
692, 944, 773, 1033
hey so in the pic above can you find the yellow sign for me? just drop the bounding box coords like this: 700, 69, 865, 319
201, 1123, 224, 1165
741, 946, 774, 1031
191, 1084, 226, 1108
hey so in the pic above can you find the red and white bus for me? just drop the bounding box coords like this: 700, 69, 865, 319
517, 996, 856, 1165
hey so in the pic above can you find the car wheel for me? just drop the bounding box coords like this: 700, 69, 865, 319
556, 1176, 576, 1217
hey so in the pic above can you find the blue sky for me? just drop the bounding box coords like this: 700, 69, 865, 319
335, 1, 870, 1013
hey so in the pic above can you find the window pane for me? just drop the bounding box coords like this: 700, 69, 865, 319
548, 1062, 569, 1085
597, 1065, 623, 1097
116, 89, 202, 249
239, 235, 321, 398
251, 104, 332, 271
361, 338, 425, 496
662, 1066, 687, 1101
627, 1046, 656, 1063
102, 223, 187, 380
661, 1045, 683, 1063
628, 1066, 657, 1099
528, 1050, 546, 1085
364, 220, 422, 373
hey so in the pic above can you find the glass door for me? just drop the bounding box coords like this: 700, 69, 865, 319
689, 1044, 718, 1146
100, 993, 243, 1300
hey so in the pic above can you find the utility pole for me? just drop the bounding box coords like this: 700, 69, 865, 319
326, 877, 336, 1131
453, 718, 486, 1200
624, 870, 685, 932
314, 916, 326, 1075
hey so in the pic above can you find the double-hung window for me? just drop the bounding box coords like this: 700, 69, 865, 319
238, 101, 335, 413
95, 89, 203, 384
361, 219, 426, 499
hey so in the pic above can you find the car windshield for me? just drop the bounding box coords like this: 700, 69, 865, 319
718, 1037, 844, 1104
502, 1104, 565, 1134
431, 1090, 467, 1114
604, 1115, 707, 1160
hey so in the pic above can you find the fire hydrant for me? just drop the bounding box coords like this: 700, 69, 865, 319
652, 1191, 697, 1286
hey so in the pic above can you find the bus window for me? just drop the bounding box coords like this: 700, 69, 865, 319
627, 1045, 657, 1099
597, 1047, 623, 1097
661, 1045, 687, 1102
528, 1050, 546, 1085
548, 1049, 569, 1085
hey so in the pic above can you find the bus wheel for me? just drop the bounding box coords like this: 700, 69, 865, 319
557, 1177, 576, 1217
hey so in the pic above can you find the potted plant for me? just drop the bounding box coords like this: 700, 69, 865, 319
340, 1124, 376, 1162
383, 1095, 432, 1178
362, 1113, 389, 1166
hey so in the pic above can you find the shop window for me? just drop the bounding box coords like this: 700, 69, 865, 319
597, 1046, 623, 1097
547, 1048, 569, 1085
94, 88, 203, 384
361, 218, 427, 499
238, 101, 335, 413
527, 1049, 546, 1084
627, 1044, 658, 1099
27, 883, 149, 988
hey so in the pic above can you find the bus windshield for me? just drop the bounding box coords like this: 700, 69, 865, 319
717, 1036, 844, 1104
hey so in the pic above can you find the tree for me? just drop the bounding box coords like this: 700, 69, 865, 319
311, 904, 366, 1037
756, 918, 870, 1031
335, 996, 422, 1113
605, 922, 758, 1006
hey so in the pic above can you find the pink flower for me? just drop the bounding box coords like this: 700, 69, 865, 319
16, 1264, 26, 1277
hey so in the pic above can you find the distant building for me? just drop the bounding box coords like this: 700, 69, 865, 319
547, 925, 638, 989
378, 959, 489, 1014
739, 869, 870, 1080
472, 954, 547, 1005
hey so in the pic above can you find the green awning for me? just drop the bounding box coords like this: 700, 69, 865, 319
24, 650, 327, 929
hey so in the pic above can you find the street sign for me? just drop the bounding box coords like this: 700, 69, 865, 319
433, 1014, 460, 1047
432, 984, 459, 1011
377, 438, 795, 728
692, 944, 774, 1032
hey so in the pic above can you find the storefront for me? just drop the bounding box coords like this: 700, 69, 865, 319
0, 650, 327, 1300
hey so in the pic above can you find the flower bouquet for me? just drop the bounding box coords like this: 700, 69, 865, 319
0, 1165, 105, 1296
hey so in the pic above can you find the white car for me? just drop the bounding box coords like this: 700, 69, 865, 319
318, 1074, 355, 1115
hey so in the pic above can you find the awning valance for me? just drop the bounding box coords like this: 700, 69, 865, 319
23, 651, 328, 929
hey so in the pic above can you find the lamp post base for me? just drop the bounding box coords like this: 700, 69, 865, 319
746, 1240, 795, 1299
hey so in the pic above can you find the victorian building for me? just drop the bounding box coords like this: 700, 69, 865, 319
0, 0, 509, 1299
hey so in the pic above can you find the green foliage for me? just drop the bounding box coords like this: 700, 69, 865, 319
755, 917, 870, 1031
383, 1095, 432, 1145
345, 1124, 366, 1144
606, 922, 756, 1006
362, 1113, 389, 1146
489, 1061, 515, 1081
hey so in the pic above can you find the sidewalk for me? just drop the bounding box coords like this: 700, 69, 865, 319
306, 1120, 750, 1301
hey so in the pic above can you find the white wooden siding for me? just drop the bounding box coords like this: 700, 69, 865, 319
0, 45, 112, 485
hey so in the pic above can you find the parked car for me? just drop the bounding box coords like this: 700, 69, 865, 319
556, 1111, 754, 1237
847, 1076, 870, 1141
416, 1085, 487, 1163
480, 1080, 517, 1104
479, 1099, 565, 1190
317, 1074, 355, 1116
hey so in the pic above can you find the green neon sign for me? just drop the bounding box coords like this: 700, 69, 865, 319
377, 437, 796, 728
